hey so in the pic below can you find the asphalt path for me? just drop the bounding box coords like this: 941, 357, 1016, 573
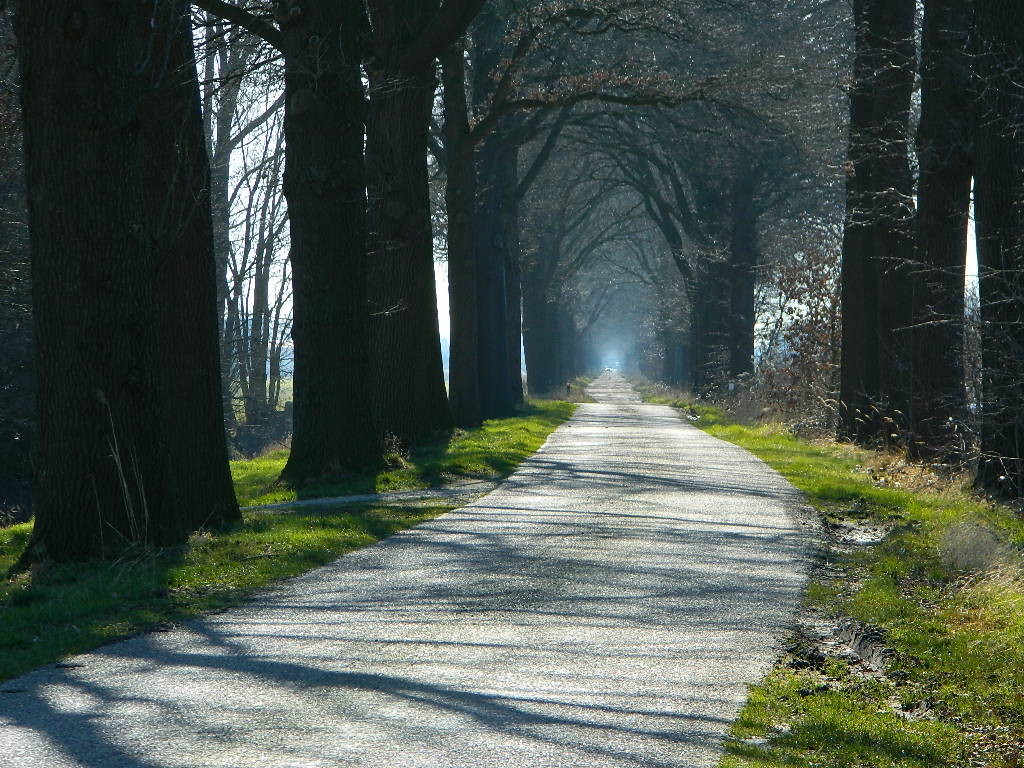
0, 373, 811, 767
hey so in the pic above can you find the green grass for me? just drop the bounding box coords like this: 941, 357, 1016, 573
723, 664, 965, 768
641, 391, 1024, 768
233, 400, 576, 507
0, 400, 575, 683
0, 503, 454, 682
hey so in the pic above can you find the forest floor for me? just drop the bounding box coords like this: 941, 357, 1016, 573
0, 373, 808, 767
640, 389, 1024, 768
0, 400, 574, 683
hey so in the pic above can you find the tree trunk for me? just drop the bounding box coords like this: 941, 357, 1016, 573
557, 310, 578, 387
471, 6, 518, 417
871, 0, 916, 435
689, 262, 729, 392
839, 0, 876, 438
909, 0, 972, 460
687, 289, 708, 392
728, 167, 759, 378
974, 0, 1024, 496
840, 0, 916, 443
16, 0, 237, 564
244, 236, 272, 433
522, 263, 560, 395
279, 0, 381, 484
204, 27, 244, 432
0, 8, 34, 519
659, 330, 688, 389
441, 42, 482, 428
141, 4, 240, 537
474, 134, 516, 418
505, 163, 525, 407
366, 4, 452, 444
677, 336, 691, 389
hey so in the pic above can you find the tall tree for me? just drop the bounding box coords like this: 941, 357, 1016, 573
15, 0, 238, 565
473, 129, 519, 416
441, 13, 546, 424
194, 0, 383, 483
974, 0, 1024, 495
276, 0, 380, 483
365, 0, 485, 443
0, 6, 32, 520
199, 19, 276, 434
839, 0, 916, 443
727, 160, 761, 378
225, 120, 292, 455
909, 0, 973, 459
440, 40, 482, 428
453, 6, 551, 419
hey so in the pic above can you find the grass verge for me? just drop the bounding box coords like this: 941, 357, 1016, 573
0, 503, 454, 683
233, 400, 576, 507
643, 391, 1024, 768
0, 400, 575, 683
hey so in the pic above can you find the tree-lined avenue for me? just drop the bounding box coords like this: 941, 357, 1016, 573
0, 373, 810, 767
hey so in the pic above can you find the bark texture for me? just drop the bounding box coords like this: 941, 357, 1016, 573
909, 0, 973, 459
471, 6, 520, 418
474, 134, 518, 417
727, 167, 759, 378
0, 7, 33, 520
522, 246, 567, 395
16, 0, 237, 564
839, 0, 916, 443
366, 0, 453, 443
974, 0, 1024, 495
279, 0, 381, 483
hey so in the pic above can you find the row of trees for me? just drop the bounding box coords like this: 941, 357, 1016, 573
9, 0, 498, 565
509, 0, 847, 403
530, 0, 1024, 505
7, 0, 1024, 565
839, 0, 1024, 497
502, 0, 1024, 506
11, 0, 740, 563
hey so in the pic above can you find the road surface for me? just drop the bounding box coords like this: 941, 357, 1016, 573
1, 373, 811, 767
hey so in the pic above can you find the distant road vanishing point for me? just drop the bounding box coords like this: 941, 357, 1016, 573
1, 372, 811, 768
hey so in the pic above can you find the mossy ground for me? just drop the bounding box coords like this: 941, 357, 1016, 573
644, 391, 1024, 768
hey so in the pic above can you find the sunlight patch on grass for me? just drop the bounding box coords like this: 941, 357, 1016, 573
0, 400, 576, 683
722, 667, 963, 768
0, 503, 453, 682
232, 400, 576, 507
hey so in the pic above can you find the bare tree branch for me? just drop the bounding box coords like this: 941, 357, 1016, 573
191, 0, 283, 52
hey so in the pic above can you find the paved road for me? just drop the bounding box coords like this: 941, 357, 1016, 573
0, 373, 811, 768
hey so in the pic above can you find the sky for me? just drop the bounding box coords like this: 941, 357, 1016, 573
966, 203, 979, 294
435, 260, 450, 341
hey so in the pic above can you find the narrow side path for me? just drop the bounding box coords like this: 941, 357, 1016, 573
0, 373, 812, 768
243, 479, 500, 513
